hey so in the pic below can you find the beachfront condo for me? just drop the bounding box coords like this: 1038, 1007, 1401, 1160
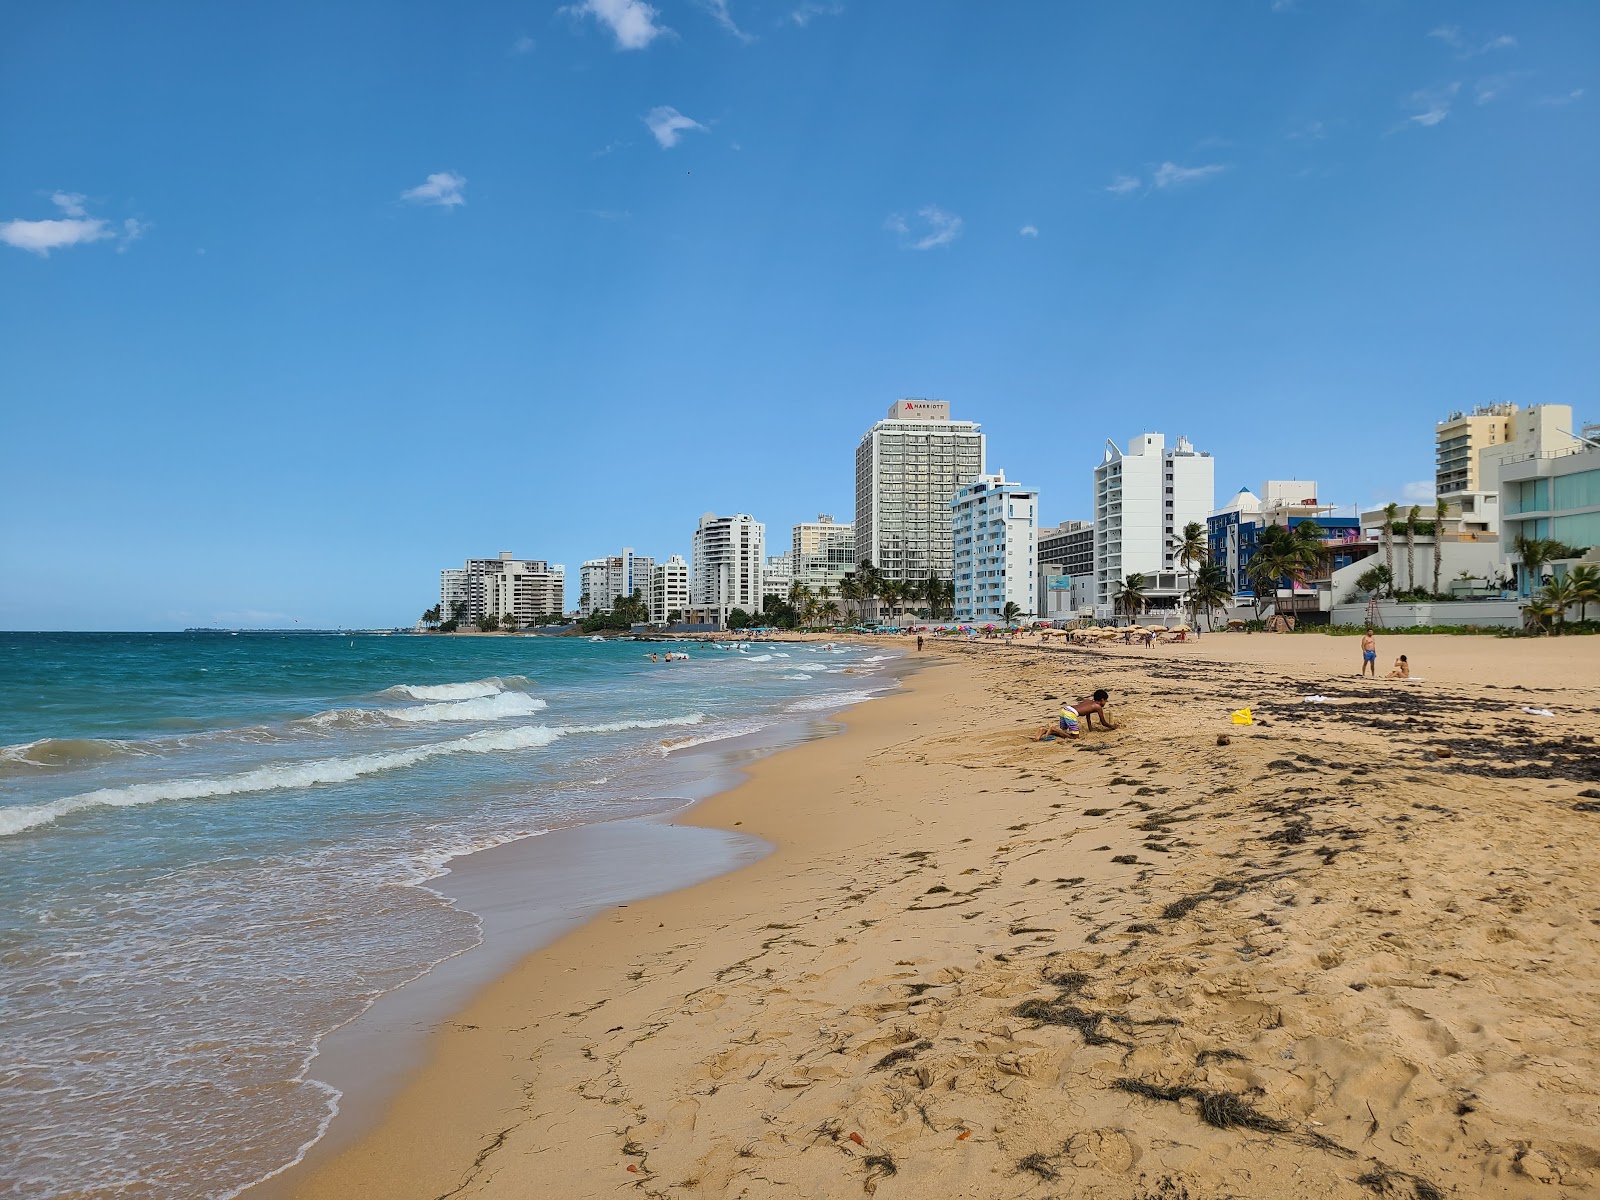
579, 550, 656, 616
1037, 521, 1094, 619
951, 472, 1039, 624
1094, 433, 1214, 615
791, 514, 856, 594
854, 400, 986, 614
1499, 438, 1600, 595
690, 513, 766, 628
650, 556, 690, 624
440, 554, 566, 627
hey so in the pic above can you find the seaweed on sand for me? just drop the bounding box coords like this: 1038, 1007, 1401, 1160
1112, 1079, 1290, 1133
1355, 1164, 1445, 1200
872, 1040, 933, 1071
1017, 1152, 1061, 1182
1013, 998, 1128, 1047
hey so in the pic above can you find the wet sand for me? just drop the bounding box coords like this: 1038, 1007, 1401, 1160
260, 633, 1600, 1200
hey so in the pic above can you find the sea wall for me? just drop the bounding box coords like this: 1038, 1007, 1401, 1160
1329, 599, 1525, 628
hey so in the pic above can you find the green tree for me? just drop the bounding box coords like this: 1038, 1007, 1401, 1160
1513, 533, 1564, 596
1246, 525, 1319, 620
1567, 564, 1600, 623
1382, 501, 1398, 585
1432, 498, 1450, 597
421, 604, 441, 626
1404, 506, 1420, 592
1001, 600, 1022, 626
1115, 573, 1148, 621
1175, 521, 1208, 578
1522, 595, 1559, 634
450, 600, 468, 625
1185, 561, 1230, 630
820, 599, 842, 625
727, 607, 754, 630
476, 613, 501, 632
837, 573, 863, 623
1355, 563, 1393, 598
667, 609, 683, 623
1541, 576, 1579, 632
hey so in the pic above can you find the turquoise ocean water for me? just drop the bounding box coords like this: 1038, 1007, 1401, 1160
0, 632, 897, 1199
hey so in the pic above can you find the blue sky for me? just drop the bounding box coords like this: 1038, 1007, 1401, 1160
2, 0, 1595, 629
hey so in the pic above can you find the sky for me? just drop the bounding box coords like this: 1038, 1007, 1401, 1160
2, 0, 1596, 629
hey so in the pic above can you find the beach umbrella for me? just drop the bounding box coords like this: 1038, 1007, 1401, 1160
1170, 623, 1192, 632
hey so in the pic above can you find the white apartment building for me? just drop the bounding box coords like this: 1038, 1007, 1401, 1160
690, 513, 765, 627
763, 552, 794, 602
854, 400, 985, 594
791, 515, 855, 593
440, 553, 565, 626
1094, 433, 1214, 613
951, 472, 1038, 624
579, 549, 654, 615
650, 555, 690, 624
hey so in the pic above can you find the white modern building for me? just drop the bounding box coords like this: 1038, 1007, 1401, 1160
763, 552, 795, 602
440, 554, 565, 627
650, 555, 690, 624
1094, 433, 1214, 613
854, 400, 985, 597
1499, 437, 1600, 594
951, 472, 1038, 624
579, 549, 655, 615
791, 515, 856, 593
690, 513, 765, 627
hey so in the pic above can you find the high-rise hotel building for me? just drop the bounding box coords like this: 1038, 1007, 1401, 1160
854, 400, 985, 589
1093, 433, 1214, 612
440, 553, 565, 626
690, 513, 765, 627
951, 472, 1038, 624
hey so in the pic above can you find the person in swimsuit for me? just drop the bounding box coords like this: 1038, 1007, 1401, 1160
1071, 689, 1115, 730
1386, 654, 1410, 679
1360, 629, 1377, 677
1035, 704, 1082, 741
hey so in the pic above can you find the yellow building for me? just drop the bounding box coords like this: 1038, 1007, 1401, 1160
1434, 404, 1516, 496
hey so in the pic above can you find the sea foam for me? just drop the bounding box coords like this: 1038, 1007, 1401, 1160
0, 714, 705, 838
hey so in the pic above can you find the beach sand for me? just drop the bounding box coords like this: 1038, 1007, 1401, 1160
261, 632, 1600, 1199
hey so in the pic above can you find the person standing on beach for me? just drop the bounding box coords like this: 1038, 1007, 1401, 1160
1360, 628, 1377, 677
917, 634, 924, 652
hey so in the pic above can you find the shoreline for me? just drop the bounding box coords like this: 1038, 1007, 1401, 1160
262, 635, 1600, 1199
243, 650, 913, 1198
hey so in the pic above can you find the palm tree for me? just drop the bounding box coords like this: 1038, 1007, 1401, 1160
1567, 564, 1600, 623
1432, 498, 1449, 598
1176, 521, 1208, 579
922, 572, 944, 620
1542, 576, 1579, 632
1246, 524, 1319, 620
1382, 502, 1398, 585
838, 573, 863, 623
1404, 506, 1420, 593
1115, 572, 1148, 621
1513, 533, 1563, 597
820, 599, 842, 626
878, 578, 902, 625
1001, 600, 1022, 626
1522, 595, 1559, 635
1186, 561, 1230, 630
788, 579, 813, 611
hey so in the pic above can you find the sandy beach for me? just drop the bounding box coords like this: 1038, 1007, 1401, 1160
260, 632, 1600, 1200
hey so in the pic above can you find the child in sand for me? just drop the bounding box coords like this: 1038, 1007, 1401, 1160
1386, 654, 1410, 679
1033, 690, 1115, 741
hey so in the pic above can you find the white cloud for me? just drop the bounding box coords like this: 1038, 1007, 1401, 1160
0, 191, 145, 257
1474, 71, 1527, 105
1019, 224, 1039, 238
1402, 82, 1460, 127
698, 0, 753, 42
1429, 25, 1517, 58
0, 216, 112, 255
117, 218, 149, 253
563, 0, 670, 51
1287, 120, 1326, 140
885, 205, 962, 251
1536, 87, 1585, 107
643, 105, 705, 148
1400, 481, 1436, 504
401, 171, 467, 207
789, 1, 843, 26
1105, 173, 1142, 195
510, 34, 535, 54
1152, 161, 1227, 188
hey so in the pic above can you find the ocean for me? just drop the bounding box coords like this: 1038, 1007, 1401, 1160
0, 631, 899, 1199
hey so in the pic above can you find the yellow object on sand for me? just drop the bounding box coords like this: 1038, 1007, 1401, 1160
1230, 708, 1253, 725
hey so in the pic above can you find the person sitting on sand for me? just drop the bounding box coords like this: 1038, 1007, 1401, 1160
1386, 654, 1410, 679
